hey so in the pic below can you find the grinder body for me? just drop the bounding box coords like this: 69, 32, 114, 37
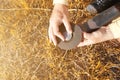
57, 3, 120, 50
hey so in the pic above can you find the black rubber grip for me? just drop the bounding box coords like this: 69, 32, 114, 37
80, 3, 120, 33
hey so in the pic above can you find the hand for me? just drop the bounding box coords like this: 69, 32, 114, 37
78, 27, 114, 47
48, 4, 72, 46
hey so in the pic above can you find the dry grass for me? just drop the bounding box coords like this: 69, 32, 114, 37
0, 0, 120, 80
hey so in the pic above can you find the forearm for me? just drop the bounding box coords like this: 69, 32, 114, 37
109, 17, 120, 39
53, 0, 68, 5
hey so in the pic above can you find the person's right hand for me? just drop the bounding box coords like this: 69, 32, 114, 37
77, 27, 114, 47
48, 4, 72, 46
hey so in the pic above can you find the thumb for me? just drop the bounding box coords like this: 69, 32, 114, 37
84, 32, 93, 40
63, 16, 72, 34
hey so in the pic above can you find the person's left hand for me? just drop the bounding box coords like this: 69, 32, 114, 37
48, 4, 72, 46
78, 27, 114, 47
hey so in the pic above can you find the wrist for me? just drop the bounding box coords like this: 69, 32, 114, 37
105, 27, 114, 40
53, 3, 68, 13
54, 3, 68, 9
53, 0, 68, 6
108, 17, 120, 39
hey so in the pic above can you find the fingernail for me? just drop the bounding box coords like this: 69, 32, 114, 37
69, 31, 72, 34
54, 43, 57, 46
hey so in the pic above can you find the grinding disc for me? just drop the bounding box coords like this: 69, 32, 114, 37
57, 23, 83, 50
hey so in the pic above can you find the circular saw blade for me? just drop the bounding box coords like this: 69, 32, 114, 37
57, 23, 83, 50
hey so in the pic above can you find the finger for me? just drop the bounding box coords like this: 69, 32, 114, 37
84, 32, 92, 39
48, 26, 52, 43
48, 25, 58, 45
53, 24, 65, 41
77, 39, 94, 47
63, 16, 72, 34
51, 35, 57, 46
55, 32, 65, 41
77, 32, 94, 47
50, 27, 57, 46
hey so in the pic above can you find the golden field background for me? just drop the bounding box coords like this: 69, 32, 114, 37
0, 0, 120, 80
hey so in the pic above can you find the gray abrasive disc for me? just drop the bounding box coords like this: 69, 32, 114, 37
57, 23, 83, 50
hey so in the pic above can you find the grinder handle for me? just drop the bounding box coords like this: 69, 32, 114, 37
80, 3, 120, 33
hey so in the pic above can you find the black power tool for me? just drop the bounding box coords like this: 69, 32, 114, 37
57, 3, 120, 50
87, 0, 120, 14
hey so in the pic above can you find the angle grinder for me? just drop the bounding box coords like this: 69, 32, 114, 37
57, 3, 120, 50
